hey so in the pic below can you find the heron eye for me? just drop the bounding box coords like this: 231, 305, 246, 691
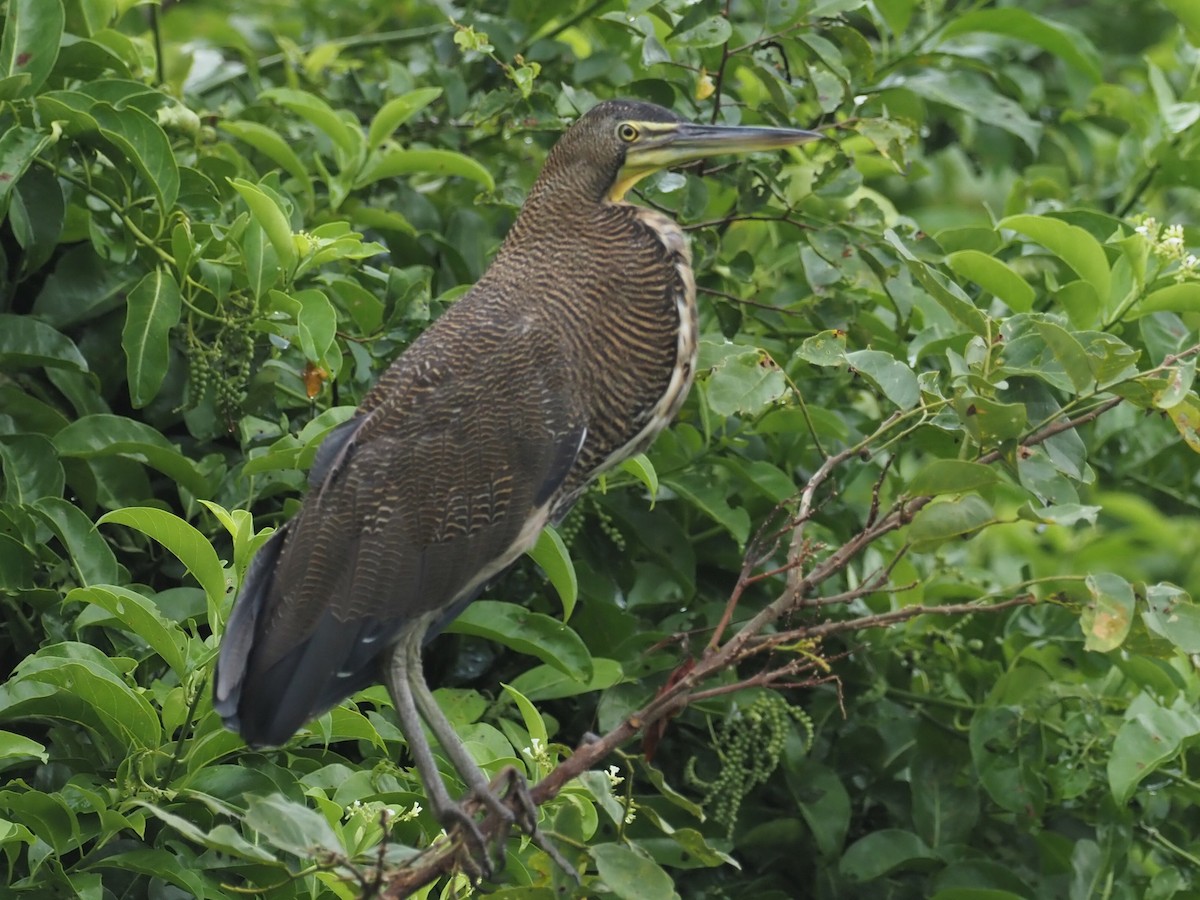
617, 123, 639, 142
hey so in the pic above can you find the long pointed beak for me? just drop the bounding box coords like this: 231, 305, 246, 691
613, 119, 822, 200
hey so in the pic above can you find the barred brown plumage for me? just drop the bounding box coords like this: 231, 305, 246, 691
213, 98, 820, 879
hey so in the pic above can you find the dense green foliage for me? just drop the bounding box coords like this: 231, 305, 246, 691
2, 0, 1200, 896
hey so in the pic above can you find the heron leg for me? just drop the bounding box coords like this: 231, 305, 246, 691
384, 638, 494, 879
400, 631, 579, 880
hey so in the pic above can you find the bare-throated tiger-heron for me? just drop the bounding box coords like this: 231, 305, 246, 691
213, 99, 820, 875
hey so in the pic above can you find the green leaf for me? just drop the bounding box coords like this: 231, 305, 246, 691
500, 683, 548, 749
998, 215, 1110, 310
91, 103, 179, 212
1134, 282, 1200, 318
909, 495, 995, 549
292, 288, 338, 364
122, 268, 181, 407
1153, 357, 1195, 410
366, 86, 442, 150
0, 730, 47, 773
507, 658, 623, 702
219, 120, 314, 205
700, 343, 789, 417
903, 69, 1041, 152
0, 314, 87, 372
243, 794, 344, 858
945, 250, 1035, 312
666, 471, 751, 544
0, 0, 65, 96
97, 507, 225, 606
618, 453, 659, 501
846, 349, 919, 409
33, 497, 118, 585
591, 842, 680, 900
448, 600, 593, 681
230, 178, 297, 272
1034, 321, 1093, 392
0, 125, 56, 216
673, 15, 732, 48
1142, 583, 1200, 654
355, 148, 495, 191
1108, 696, 1200, 804
955, 394, 1028, 443
53, 414, 208, 496
908, 460, 1001, 497
67, 585, 188, 677
840, 829, 936, 881
0, 643, 161, 750
527, 526, 577, 621
941, 9, 1102, 81
260, 87, 363, 168
1167, 397, 1200, 453
795, 329, 848, 366
1080, 572, 1134, 652
0, 434, 64, 503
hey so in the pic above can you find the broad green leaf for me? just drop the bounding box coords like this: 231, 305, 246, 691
85, 849, 206, 898
243, 794, 344, 858
140, 802, 279, 863
97, 507, 225, 605
219, 120, 313, 205
0, 644, 161, 749
700, 343, 789, 417
53, 414, 208, 495
122, 268, 181, 407
508, 658, 623, 702
1167, 398, 1200, 453
1152, 357, 1195, 410
903, 70, 1041, 152
955, 394, 1028, 443
886, 230, 990, 335
665, 471, 751, 544
366, 87, 442, 150
787, 759, 851, 858
0, 435, 64, 503
846, 349, 919, 409
260, 87, 362, 166
1142, 583, 1200, 654
91, 103, 179, 212
0, 0, 65, 96
0, 314, 87, 372
230, 178, 297, 272
0, 125, 56, 216
619, 453, 659, 502
941, 9, 1101, 81
946, 250, 1035, 312
68, 585, 187, 677
10, 165, 64, 275
907, 460, 1000, 497
34, 497, 118, 585
795, 329, 848, 366
1080, 572, 1134, 652
293, 288, 338, 364
527, 526, 577, 621
909, 495, 994, 549
673, 15, 732, 48
1034, 321, 1093, 391
355, 148, 495, 191
1108, 695, 1200, 804
448, 600, 593, 681
1134, 282, 1200, 318
840, 829, 936, 881
0, 731, 47, 773
591, 842, 680, 900
998, 215, 1110, 309
500, 683, 548, 750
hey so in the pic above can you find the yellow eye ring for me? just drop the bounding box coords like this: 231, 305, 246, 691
617, 123, 639, 142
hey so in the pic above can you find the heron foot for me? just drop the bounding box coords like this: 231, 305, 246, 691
481, 766, 580, 883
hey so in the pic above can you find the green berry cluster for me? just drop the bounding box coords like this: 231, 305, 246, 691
557, 492, 626, 551
184, 324, 255, 421
687, 692, 815, 838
